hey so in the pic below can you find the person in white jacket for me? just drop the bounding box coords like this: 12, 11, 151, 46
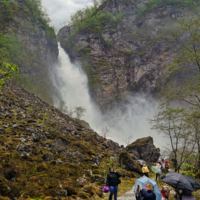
154, 163, 161, 180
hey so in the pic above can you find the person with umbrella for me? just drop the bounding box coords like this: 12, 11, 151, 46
164, 160, 170, 172
134, 176, 162, 200
136, 183, 156, 200
161, 172, 200, 200
174, 190, 196, 200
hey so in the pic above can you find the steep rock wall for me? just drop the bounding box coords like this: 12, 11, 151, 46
58, 0, 195, 110
0, 0, 58, 103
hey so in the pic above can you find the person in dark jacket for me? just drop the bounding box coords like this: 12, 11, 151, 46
136, 183, 156, 200
106, 167, 121, 200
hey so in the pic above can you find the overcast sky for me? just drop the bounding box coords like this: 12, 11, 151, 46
42, 0, 93, 29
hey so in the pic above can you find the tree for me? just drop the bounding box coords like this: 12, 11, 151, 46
150, 106, 196, 172
100, 126, 110, 139
123, 136, 133, 146
0, 53, 19, 88
156, 14, 200, 171
74, 106, 86, 119
161, 15, 200, 108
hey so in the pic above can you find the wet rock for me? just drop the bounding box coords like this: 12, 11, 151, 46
119, 151, 142, 175
50, 143, 67, 154
56, 159, 62, 164
12, 124, 18, 128
42, 152, 55, 162
61, 189, 68, 196
0, 176, 9, 195
126, 136, 160, 162
27, 119, 36, 123
0, 129, 5, 135
104, 139, 119, 150
136, 160, 147, 167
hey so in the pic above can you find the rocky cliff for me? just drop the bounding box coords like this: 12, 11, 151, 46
58, 0, 197, 109
0, 0, 58, 104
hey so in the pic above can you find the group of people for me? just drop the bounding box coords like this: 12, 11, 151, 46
142, 161, 169, 180
136, 183, 196, 200
106, 167, 196, 200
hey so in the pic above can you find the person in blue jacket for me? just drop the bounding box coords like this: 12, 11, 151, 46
136, 182, 156, 200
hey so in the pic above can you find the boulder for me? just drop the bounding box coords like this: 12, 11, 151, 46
136, 160, 146, 167
126, 137, 160, 162
103, 139, 119, 150
119, 151, 142, 175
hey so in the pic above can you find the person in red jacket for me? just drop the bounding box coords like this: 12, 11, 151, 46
161, 186, 170, 200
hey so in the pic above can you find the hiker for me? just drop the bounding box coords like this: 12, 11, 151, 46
142, 164, 149, 177
161, 186, 170, 200
165, 162, 169, 172
160, 155, 164, 162
159, 162, 163, 175
136, 182, 156, 200
154, 163, 161, 180
174, 190, 196, 200
106, 167, 121, 200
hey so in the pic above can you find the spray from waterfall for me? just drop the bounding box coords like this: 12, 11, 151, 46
50, 43, 163, 148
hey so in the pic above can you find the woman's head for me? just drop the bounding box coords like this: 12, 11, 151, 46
143, 164, 146, 167
109, 167, 114, 172
145, 183, 154, 192
162, 186, 170, 198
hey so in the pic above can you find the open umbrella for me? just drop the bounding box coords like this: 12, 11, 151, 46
161, 172, 200, 191
134, 176, 162, 200
164, 160, 170, 163
151, 166, 160, 174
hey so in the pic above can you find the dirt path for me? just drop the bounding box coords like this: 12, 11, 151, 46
117, 185, 136, 200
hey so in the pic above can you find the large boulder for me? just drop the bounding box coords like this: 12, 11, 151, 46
126, 137, 160, 162
119, 151, 142, 175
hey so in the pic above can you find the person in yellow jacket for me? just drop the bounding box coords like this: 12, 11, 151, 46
142, 164, 149, 177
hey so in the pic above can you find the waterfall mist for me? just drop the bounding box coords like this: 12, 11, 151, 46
50, 44, 163, 148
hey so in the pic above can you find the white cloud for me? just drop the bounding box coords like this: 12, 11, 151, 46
42, 0, 93, 28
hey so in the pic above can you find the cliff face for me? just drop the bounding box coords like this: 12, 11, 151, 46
0, 0, 58, 103
58, 0, 194, 109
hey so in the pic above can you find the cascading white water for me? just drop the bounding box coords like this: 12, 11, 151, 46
50, 43, 162, 148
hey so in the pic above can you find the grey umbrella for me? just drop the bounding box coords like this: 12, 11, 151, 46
161, 172, 200, 191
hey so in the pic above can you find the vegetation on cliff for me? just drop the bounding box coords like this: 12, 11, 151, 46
0, 0, 58, 104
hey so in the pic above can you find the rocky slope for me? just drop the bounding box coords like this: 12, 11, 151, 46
58, 0, 198, 110
0, 81, 160, 199
0, 0, 58, 104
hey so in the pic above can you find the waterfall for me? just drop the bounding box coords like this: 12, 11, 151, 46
50, 43, 161, 147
